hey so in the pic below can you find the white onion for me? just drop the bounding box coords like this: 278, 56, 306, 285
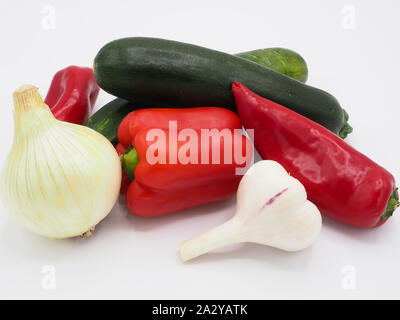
1, 85, 121, 239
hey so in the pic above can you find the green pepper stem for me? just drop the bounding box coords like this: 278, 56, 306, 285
381, 188, 399, 221
122, 147, 139, 181
338, 109, 353, 139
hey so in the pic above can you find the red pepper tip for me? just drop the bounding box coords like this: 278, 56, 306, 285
232, 81, 242, 89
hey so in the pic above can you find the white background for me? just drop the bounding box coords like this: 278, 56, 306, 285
0, 0, 399, 300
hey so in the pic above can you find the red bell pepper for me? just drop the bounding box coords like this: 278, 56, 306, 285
117, 107, 243, 147
45, 66, 100, 124
118, 107, 253, 217
233, 82, 398, 228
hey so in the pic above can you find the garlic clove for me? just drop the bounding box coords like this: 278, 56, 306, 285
179, 160, 322, 261
235, 160, 321, 251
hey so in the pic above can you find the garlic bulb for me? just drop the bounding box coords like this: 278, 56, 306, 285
180, 160, 322, 261
1, 85, 121, 239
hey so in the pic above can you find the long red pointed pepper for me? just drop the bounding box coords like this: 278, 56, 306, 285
233, 82, 398, 228
45, 66, 99, 124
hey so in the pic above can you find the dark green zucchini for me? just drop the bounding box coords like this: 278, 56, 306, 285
85, 98, 134, 145
94, 38, 352, 137
86, 47, 310, 145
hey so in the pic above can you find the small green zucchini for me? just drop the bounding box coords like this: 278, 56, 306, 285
85, 98, 133, 146
236, 47, 308, 83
